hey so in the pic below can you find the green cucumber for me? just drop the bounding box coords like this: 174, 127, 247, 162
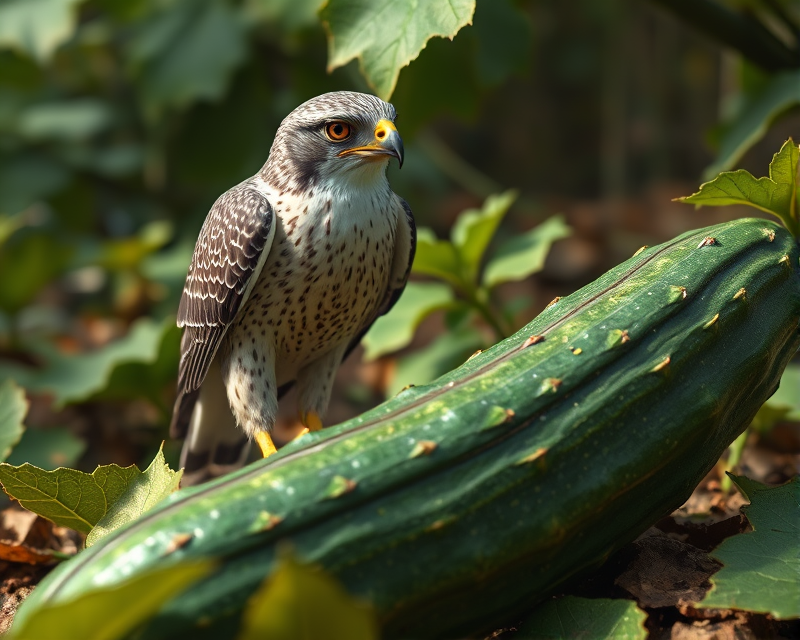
17, 218, 800, 639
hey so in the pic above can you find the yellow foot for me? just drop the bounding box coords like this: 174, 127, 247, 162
255, 431, 277, 458
300, 410, 323, 432
293, 427, 310, 441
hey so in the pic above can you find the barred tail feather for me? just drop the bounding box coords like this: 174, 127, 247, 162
177, 360, 251, 486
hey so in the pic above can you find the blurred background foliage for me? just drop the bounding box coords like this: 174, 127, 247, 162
0, 0, 798, 472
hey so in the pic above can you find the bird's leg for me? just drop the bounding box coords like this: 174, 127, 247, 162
222, 337, 279, 459
255, 431, 277, 458
300, 410, 323, 432
295, 345, 346, 434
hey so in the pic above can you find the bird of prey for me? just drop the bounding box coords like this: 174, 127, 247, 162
170, 91, 415, 484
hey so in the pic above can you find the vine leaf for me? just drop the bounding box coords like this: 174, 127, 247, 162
239, 553, 378, 640
321, 0, 475, 99
517, 595, 648, 639
0, 447, 181, 541
86, 448, 182, 547
483, 214, 571, 289
451, 190, 517, 285
676, 139, 800, 237
9, 561, 213, 640
362, 282, 454, 360
698, 474, 800, 619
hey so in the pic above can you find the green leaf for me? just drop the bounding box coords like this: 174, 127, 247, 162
483, 214, 571, 289
517, 596, 648, 640
412, 227, 464, 289
0, 447, 181, 536
0, 380, 27, 462
321, 0, 475, 100
0, 0, 81, 62
388, 326, 483, 396
0, 317, 173, 408
706, 70, 800, 180
700, 475, 800, 619
0, 462, 137, 534
10, 560, 213, 640
86, 447, 182, 547
239, 554, 378, 640
451, 190, 517, 285
5, 427, 86, 470
676, 139, 800, 236
765, 363, 800, 421
361, 282, 454, 360
126, 0, 247, 113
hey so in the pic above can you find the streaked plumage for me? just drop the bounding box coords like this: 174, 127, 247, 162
170, 92, 415, 484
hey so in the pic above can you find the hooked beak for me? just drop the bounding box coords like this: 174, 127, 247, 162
337, 119, 404, 168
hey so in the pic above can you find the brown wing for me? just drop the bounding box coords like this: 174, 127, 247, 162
172, 182, 275, 434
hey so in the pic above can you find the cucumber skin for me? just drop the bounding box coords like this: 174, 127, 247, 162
18, 218, 800, 639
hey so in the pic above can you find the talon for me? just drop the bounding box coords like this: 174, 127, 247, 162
255, 431, 277, 458
301, 410, 323, 432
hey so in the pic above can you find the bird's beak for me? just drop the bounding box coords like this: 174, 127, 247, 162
338, 119, 404, 168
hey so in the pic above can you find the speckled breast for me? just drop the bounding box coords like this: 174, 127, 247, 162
238, 192, 397, 378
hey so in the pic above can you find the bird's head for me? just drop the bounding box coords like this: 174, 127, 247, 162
263, 91, 404, 192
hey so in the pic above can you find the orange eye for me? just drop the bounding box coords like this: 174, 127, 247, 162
325, 121, 351, 141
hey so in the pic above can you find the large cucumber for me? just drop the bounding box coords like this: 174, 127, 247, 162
18, 218, 800, 638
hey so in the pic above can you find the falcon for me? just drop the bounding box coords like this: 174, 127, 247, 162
170, 91, 415, 484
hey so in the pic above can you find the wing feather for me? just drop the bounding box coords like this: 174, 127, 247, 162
176, 182, 275, 394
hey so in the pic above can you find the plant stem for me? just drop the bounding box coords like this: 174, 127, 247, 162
469, 289, 509, 341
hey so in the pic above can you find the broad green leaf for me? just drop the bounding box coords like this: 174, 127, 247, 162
412, 227, 464, 289
0, 317, 172, 408
86, 447, 181, 546
126, 0, 247, 113
451, 190, 517, 284
321, 0, 475, 100
239, 554, 378, 640
676, 139, 800, 236
765, 363, 800, 421
6, 427, 86, 470
517, 596, 648, 640
483, 214, 571, 289
700, 475, 799, 619
10, 560, 213, 640
362, 282, 454, 360
0, 0, 81, 62
0, 447, 180, 536
388, 326, 483, 396
0, 462, 138, 534
0, 380, 27, 462
706, 70, 800, 180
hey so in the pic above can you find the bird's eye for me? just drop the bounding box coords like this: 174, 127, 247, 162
325, 121, 351, 141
